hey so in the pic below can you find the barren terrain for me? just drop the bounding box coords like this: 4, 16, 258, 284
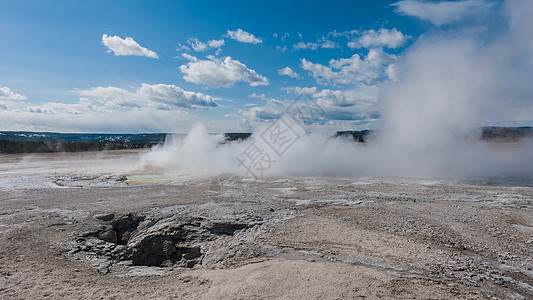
0, 151, 532, 299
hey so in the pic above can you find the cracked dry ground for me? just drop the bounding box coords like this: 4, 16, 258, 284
0, 176, 532, 299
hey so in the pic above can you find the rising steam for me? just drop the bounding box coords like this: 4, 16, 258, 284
141, 0, 533, 181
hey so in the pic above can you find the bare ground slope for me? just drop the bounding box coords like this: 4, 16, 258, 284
1, 175, 532, 299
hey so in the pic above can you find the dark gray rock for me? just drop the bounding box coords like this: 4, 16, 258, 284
94, 213, 115, 221
78, 211, 265, 269
96, 225, 118, 244
111, 213, 145, 244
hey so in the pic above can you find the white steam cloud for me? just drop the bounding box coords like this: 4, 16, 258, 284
140, 0, 533, 181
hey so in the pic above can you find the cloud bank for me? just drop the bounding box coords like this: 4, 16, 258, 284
77, 83, 218, 110
241, 86, 379, 127
0, 83, 220, 132
0, 109, 195, 133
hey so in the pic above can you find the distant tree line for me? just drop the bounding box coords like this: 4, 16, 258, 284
480, 127, 533, 142
335, 130, 371, 143
0, 140, 157, 154
224, 133, 252, 142
2, 127, 531, 154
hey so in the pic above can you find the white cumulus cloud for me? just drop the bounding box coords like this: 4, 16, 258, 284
101, 34, 159, 58
226, 29, 262, 44
301, 48, 397, 86
393, 0, 496, 26
179, 54, 269, 87
208, 39, 225, 48
348, 28, 408, 49
0, 87, 27, 100
187, 38, 225, 52
278, 67, 302, 79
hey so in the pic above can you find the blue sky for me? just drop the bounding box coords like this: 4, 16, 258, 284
1, 0, 531, 133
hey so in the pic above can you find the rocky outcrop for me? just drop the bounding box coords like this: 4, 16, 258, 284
78, 212, 263, 268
